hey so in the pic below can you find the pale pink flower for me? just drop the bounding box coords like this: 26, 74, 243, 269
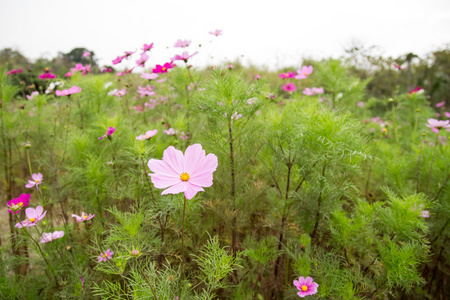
445, 112, 450, 118
436, 101, 446, 108
26, 91, 39, 100
15, 206, 47, 228
421, 210, 430, 218
174, 40, 191, 48
98, 127, 116, 140
426, 118, 450, 134
136, 53, 149, 67
171, 51, 198, 62
142, 43, 154, 53
312, 87, 324, 94
147, 144, 218, 199
295, 65, 313, 79
25, 173, 43, 189
6, 67, 23, 75
141, 73, 159, 81
40, 231, 64, 243
357, 101, 365, 107
82, 52, 91, 57
157, 77, 167, 83
123, 50, 136, 58
209, 29, 222, 36
116, 68, 134, 76
228, 64, 233, 70
293, 276, 319, 298
113, 89, 127, 99
302, 88, 315, 96
136, 129, 158, 140
98, 249, 114, 262
179, 132, 190, 140
163, 128, 177, 135
137, 85, 156, 98
56, 85, 82, 96
72, 212, 95, 222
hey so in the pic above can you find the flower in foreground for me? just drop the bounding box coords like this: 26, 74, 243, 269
174, 39, 191, 48
25, 173, 43, 189
148, 144, 218, 199
295, 65, 313, 79
98, 127, 116, 140
209, 29, 222, 36
171, 51, 198, 62
40, 231, 64, 243
98, 249, 114, 262
426, 118, 450, 134
7, 194, 31, 214
293, 276, 319, 298
136, 129, 158, 140
72, 212, 95, 222
282, 83, 296, 92
15, 206, 47, 228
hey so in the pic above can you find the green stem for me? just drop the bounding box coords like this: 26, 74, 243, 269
426, 132, 440, 194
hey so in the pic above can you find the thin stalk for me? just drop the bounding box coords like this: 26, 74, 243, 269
416, 142, 424, 192
179, 196, 187, 297
137, 263, 159, 299
432, 171, 450, 201
76, 97, 84, 130
228, 119, 237, 258
311, 163, 327, 243
426, 132, 440, 194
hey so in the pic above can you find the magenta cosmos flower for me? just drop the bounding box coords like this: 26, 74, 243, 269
409, 86, 423, 95
295, 65, 313, 79
7, 193, 31, 214
38, 68, 56, 80
141, 73, 159, 81
98, 127, 116, 140
282, 83, 296, 92
153, 61, 176, 73
174, 39, 191, 48
6, 67, 23, 76
147, 144, 218, 199
98, 249, 114, 262
293, 276, 319, 298
209, 29, 222, 36
15, 206, 47, 228
279, 72, 295, 79
142, 43, 154, 53
25, 173, 43, 189
136, 129, 158, 140
426, 118, 450, 134
40, 231, 64, 243
112, 56, 125, 65
171, 51, 198, 62
72, 212, 95, 222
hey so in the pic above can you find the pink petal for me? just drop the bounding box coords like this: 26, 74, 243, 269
35, 206, 43, 217
183, 144, 206, 174
293, 280, 301, 287
305, 277, 313, 285
190, 153, 218, 178
148, 159, 180, 178
150, 173, 181, 189
188, 172, 214, 188
25, 181, 35, 188
25, 207, 36, 219
432, 128, 439, 134
298, 276, 305, 285
162, 146, 185, 174
161, 181, 187, 196
184, 183, 205, 199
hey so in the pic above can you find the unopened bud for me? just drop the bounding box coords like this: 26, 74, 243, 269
388, 98, 394, 103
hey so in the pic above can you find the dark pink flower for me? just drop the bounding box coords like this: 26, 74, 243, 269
112, 56, 125, 65
6, 67, 23, 75
123, 50, 136, 58
100, 67, 112, 73
282, 83, 296, 92
295, 65, 313, 79
279, 72, 295, 79
153, 61, 176, 73
408, 86, 423, 95
174, 40, 191, 48
254, 74, 260, 80
7, 194, 30, 214
15, 206, 47, 228
147, 144, 218, 199
209, 29, 222, 36
171, 51, 198, 62
293, 276, 319, 298
98, 127, 116, 140
80, 277, 84, 289
38, 68, 56, 80
65, 72, 72, 77
142, 43, 154, 53
98, 249, 114, 262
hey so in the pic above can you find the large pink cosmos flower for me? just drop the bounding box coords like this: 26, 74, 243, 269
40, 231, 64, 243
174, 39, 191, 48
171, 51, 198, 62
279, 72, 295, 79
136, 129, 158, 140
282, 83, 297, 92
136, 53, 149, 67
147, 144, 218, 199
295, 65, 313, 79
72, 212, 95, 222
142, 43, 154, 53
7, 194, 31, 214
209, 29, 222, 36
25, 173, 43, 189
426, 118, 450, 133
98, 127, 116, 140
15, 206, 47, 228
293, 276, 319, 298
141, 73, 159, 81
98, 249, 114, 262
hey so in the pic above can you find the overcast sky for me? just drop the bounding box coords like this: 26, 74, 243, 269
1, 0, 449, 70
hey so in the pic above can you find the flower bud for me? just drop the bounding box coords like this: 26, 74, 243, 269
131, 249, 139, 256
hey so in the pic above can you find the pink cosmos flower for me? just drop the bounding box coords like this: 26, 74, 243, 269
437, 113, 441, 117
312, 87, 324, 94
142, 43, 154, 53
83, 52, 91, 57
40, 231, 64, 243
163, 128, 177, 135
72, 212, 95, 222
100, 67, 112, 73
420, 210, 430, 218
302, 88, 314, 96
147, 144, 218, 199
56, 85, 82, 96
293, 276, 319, 298
137, 85, 156, 98
209, 29, 222, 36
98, 249, 114, 262
228, 64, 234, 70
295, 65, 313, 79
436, 101, 446, 108
38, 71, 56, 80
394, 64, 403, 70
55, 89, 69, 96
123, 50, 136, 58
112, 56, 125, 65
409, 86, 423, 95
136, 53, 149, 67
282, 83, 296, 92
15, 206, 47, 228
7, 194, 31, 214
174, 40, 191, 48
65, 72, 72, 77
6, 67, 23, 75
25, 173, 43, 189
254, 74, 260, 80
445, 112, 450, 118
113, 89, 127, 99
26, 91, 39, 100
136, 129, 158, 140
172, 51, 198, 62
279, 72, 295, 79
357, 101, 365, 107
426, 118, 450, 133
98, 127, 116, 140
141, 73, 159, 80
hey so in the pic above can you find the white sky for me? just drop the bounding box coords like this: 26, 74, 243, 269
1, 0, 449, 70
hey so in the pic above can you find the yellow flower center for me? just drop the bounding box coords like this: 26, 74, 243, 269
18, 202, 23, 206
302, 285, 308, 292
35, 180, 40, 183
304, 73, 308, 76
83, 215, 87, 219
180, 172, 189, 181
104, 253, 108, 257
29, 218, 36, 222
285, 73, 289, 76
162, 67, 166, 71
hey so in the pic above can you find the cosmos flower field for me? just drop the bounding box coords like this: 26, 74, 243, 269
1, 31, 449, 299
